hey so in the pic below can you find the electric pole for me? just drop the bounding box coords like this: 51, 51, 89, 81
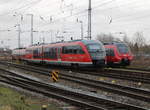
88, 0, 91, 40
80, 21, 83, 39
27, 14, 33, 45
18, 24, 21, 48
50, 30, 53, 43
15, 24, 21, 48
77, 19, 84, 40
13, 13, 22, 48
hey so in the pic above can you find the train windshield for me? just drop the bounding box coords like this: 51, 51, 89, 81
116, 43, 129, 54
88, 44, 100, 50
87, 43, 104, 51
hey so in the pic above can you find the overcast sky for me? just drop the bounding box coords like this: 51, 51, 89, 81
0, 0, 150, 48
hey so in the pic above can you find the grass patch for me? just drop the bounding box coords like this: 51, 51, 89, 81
0, 86, 62, 110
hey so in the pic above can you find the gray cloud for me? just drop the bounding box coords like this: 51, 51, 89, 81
0, 0, 150, 49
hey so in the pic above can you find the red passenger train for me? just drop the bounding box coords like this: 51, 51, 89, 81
12, 40, 106, 67
12, 48, 26, 61
104, 42, 133, 66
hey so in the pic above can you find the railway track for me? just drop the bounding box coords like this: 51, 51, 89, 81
99, 69, 150, 84
105, 67, 150, 76
0, 61, 150, 103
34, 63, 150, 84
2, 61, 150, 84
123, 67, 150, 72
0, 68, 147, 110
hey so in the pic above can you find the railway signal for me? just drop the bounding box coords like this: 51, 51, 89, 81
51, 70, 59, 82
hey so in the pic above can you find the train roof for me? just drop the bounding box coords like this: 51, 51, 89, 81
29, 39, 101, 47
103, 41, 126, 45
81, 40, 102, 45
13, 47, 26, 50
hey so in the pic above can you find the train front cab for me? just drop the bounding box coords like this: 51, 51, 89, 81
105, 46, 120, 65
105, 44, 133, 66
83, 40, 106, 66
116, 43, 133, 66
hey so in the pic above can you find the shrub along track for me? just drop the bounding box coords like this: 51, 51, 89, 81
0, 68, 147, 110
0, 61, 150, 104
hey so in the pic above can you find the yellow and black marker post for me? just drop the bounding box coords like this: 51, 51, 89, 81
51, 70, 59, 82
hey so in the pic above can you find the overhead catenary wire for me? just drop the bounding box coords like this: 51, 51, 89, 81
3, 0, 150, 30
49, 0, 138, 23
4, 0, 141, 28
37, 0, 147, 28
1, 0, 150, 27
1, 0, 150, 45
33, 0, 150, 40
38, 0, 116, 28
0, 0, 43, 17
46, 0, 150, 25
37, 0, 114, 19
91, 0, 150, 23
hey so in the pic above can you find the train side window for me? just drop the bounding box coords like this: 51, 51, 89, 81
44, 47, 49, 58
48, 47, 57, 59
26, 49, 32, 54
106, 48, 109, 56
110, 49, 114, 56
69, 46, 72, 54
57, 47, 61, 58
44, 47, 57, 59
73, 45, 84, 54
49, 48, 53, 58
77, 45, 84, 54
38, 48, 41, 58
62, 46, 66, 54
50, 48, 53, 57
62, 46, 71, 54
72, 46, 77, 54
52, 48, 55, 58
62, 45, 84, 54
33, 49, 39, 58
49, 48, 52, 58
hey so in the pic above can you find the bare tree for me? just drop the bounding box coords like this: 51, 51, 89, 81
122, 33, 130, 44
97, 33, 121, 43
132, 31, 146, 56
133, 32, 146, 48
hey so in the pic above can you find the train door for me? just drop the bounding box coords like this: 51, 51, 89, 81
57, 47, 61, 61
41, 46, 44, 62
106, 48, 115, 64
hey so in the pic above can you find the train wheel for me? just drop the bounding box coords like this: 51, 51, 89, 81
107, 62, 114, 67
121, 58, 130, 66
24, 61, 29, 65
71, 63, 79, 69
40, 61, 46, 65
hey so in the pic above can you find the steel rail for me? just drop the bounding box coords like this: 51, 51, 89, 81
2, 61, 150, 84
0, 62, 150, 102
0, 69, 147, 110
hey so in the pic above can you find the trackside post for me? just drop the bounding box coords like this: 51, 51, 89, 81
51, 70, 59, 82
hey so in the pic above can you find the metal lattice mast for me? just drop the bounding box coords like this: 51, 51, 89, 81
27, 14, 33, 45
88, 0, 91, 40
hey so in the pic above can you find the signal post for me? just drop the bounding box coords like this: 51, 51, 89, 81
51, 70, 59, 82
